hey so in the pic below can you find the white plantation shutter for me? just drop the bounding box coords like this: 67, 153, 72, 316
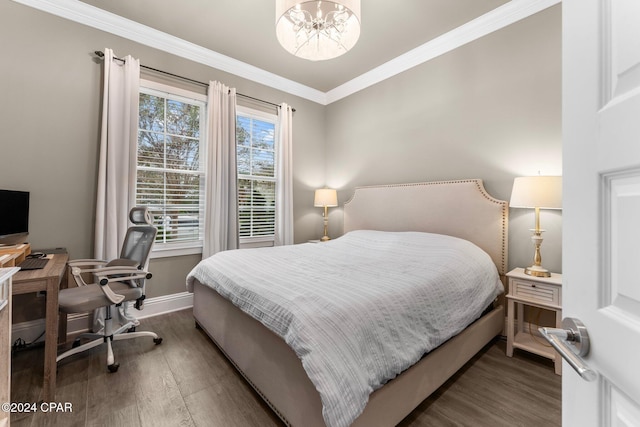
137, 83, 206, 249
236, 108, 277, 240
238, 179, 276, 237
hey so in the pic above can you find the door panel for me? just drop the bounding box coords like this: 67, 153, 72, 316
563, 0, 640, 425
608, 384, 640, 427
608, 0, 640, 99
608, 173, 640, 309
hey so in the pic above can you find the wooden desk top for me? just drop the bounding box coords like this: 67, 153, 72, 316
12, 253, 69, 294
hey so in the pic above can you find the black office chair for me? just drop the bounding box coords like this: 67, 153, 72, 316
56, 207, 162, 372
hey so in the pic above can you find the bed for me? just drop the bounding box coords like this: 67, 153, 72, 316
186, 179, 508, 427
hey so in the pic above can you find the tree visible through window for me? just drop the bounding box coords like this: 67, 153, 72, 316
136, 83, 205, 248
236, 108, 277, 240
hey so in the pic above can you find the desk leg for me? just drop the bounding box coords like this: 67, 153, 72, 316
58, 313, 67, 345
43, 276, 59, 402
58, 272, 68, 345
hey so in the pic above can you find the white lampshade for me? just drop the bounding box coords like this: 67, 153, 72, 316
275, 0, 361, 61
314, 188, 338, 207
510, 176, 562, 209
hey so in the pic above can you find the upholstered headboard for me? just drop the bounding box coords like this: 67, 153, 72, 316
343, 180, 508, 275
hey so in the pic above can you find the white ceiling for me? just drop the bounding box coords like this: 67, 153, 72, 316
17, 0, 560, 104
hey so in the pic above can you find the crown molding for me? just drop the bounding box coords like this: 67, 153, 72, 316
12, 0, 328, 104
325, 0, 561, 104
12, 0, 559, 106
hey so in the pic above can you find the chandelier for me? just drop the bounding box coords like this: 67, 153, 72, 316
275, 0, 361, 61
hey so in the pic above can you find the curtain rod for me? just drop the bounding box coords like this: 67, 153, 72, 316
93, 51, 295, 112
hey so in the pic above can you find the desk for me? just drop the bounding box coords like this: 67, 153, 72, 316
1, 267, 19, 427
12, 253, 68, 401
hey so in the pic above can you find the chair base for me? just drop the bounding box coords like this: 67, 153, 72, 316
57, 319, 162, 372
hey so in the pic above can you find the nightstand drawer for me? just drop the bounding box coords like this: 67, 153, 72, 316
511, 279, 560, 305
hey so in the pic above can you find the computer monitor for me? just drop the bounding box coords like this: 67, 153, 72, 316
0, 189, 30, 246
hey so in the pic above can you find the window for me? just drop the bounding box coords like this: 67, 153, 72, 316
136, 81, 206, 255
236, 107, 277, 243
135, 83, 278, 254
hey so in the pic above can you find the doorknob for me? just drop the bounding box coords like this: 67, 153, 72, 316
539, 317, 598, 381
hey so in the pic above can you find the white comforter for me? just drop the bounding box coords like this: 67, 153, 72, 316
186, 230, 503, 427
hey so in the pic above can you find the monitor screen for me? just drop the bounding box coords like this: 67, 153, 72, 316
0, 189, 30, 245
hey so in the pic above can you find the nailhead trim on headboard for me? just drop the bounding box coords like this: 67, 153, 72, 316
343, 179, 508, 275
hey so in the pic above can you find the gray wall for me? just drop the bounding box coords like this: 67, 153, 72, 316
324, 5, 562, 273
0, 1, 325, 317
1, 2, 562, 321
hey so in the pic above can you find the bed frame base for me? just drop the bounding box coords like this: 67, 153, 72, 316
193, 281, 504, 427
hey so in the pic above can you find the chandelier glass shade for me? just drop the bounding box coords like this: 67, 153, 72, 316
275, 0, 361, 61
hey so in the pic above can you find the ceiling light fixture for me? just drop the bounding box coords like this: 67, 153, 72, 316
275, 0, 361, 61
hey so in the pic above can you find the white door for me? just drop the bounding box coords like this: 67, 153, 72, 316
563, 0, 640, 425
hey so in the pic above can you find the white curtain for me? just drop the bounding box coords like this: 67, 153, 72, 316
202, 81, 239, 259
95, 48, 140, 260
93, 48, 140, 331
274, 103, 294, 246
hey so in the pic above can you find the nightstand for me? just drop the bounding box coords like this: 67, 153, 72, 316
506, 268, 562, 375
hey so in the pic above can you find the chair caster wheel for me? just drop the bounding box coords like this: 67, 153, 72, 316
107, 363, 120, 373
72, 339, 81, 349
153, 337, 163, 345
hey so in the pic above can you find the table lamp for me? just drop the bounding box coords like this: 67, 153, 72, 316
510, 176, 562, 277
314, 188, 338, 241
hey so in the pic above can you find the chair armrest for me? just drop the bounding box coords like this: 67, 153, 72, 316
68, 260, 110, 286
72, 265, 141, 275
69, 264, 128, 287
70, 265, 145, 288
97, 269, 152, 305
68, 259, 109, 267
98, 282, 126, 305
97, 267, 150, 280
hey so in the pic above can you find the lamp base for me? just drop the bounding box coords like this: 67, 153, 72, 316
320, 235, 331, 242
524, 265, 551, 278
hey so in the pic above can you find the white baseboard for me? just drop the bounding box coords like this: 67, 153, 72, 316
11, 291, 194, 345
135, 291, 194, 320
11, 318, 47, 346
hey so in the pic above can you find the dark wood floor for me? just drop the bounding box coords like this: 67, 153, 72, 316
10, 309, 560, 426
